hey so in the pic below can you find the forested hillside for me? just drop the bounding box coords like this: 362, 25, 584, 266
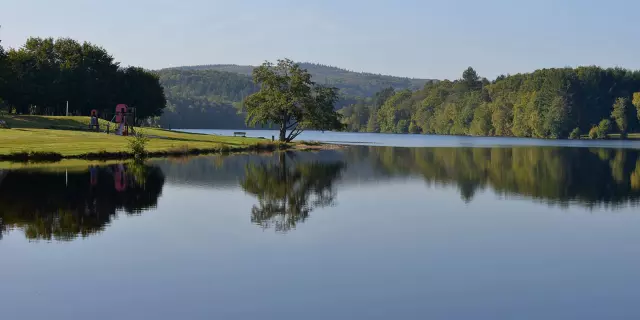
341, 67, 640, 139
171, 62, 431, 97
156, 69, 256, 128
157, 63, 432, 129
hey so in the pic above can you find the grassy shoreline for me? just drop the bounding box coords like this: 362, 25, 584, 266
0, 115, 297, 162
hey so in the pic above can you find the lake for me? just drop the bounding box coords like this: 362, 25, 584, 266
2, 134, 640, 319
181, 128, 640, 148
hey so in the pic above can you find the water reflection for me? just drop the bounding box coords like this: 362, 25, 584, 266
240, 152, 346, 232
0, 163, 165, 241
354, 147, 640, 207
156, 146, 640, 209
3, 145, 640, 240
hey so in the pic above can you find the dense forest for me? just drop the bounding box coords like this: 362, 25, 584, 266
156, 63, 432, 129
342, 67, 640, 139
0, 37, 166, 121
156, 68, 256, 128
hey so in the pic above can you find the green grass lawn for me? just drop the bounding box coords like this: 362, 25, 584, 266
0, 115, 264, 156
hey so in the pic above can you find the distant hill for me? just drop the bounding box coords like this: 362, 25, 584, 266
172, 62, 433, 98
156, 63, 435, 129
156, 69, 256, 129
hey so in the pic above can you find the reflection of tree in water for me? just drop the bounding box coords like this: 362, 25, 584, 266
241, 153, 345, 232
365, 146, 640, 207
0, 163, 165, 241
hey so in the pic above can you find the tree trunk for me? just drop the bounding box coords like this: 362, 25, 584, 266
279, 121, 286, 142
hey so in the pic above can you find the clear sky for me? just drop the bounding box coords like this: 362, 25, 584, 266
1, 0, 639, 80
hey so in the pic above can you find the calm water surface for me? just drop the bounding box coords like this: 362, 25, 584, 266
181, 128, 640, 148
2, 138, 640, 319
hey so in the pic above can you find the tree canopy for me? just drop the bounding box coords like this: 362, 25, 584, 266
244, 59, 342, 142
0, 37, 166, 122
340, 66, 640, 139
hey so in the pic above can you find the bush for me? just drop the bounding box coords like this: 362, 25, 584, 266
128, 132, 150, 160
569, 127, 581, 140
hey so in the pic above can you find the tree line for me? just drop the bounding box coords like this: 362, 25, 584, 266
342, 67, 640, 139
0, 37, 166, 121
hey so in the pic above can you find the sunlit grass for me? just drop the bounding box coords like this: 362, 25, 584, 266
0, 115, 263, 156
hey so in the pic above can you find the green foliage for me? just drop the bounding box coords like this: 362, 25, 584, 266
408, 120, 420, 134
611, 97, 629, 138
366, 111, 380, 133
396, 119, 409, 133
569, 127, 581, 139
160, 64, 433, 130
377, 89, 412, 133
175, 63, 431, 98
0, 37, 165, 120
338, 66, 640, 139
462, 67, 482, 91
588, 126, 598, 139
156, 68, 257, 129
633, 92, 640, 121
128, 132, 150, 160
596, 119, 611, 139
244, 59, 342, 142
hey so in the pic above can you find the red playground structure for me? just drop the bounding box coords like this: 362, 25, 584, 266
103, 104, 136, 136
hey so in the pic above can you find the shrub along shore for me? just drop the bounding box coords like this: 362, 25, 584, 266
0, 115, 303, 162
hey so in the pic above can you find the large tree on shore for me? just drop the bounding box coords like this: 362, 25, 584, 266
244, 59, 342, 142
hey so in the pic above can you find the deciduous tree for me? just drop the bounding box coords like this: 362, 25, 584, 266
611, 97, 629, 138
244, 59, 342, 142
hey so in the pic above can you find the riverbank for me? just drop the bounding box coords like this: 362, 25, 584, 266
0, 115, 335, 162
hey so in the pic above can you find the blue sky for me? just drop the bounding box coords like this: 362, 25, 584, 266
1, 0, 639, 80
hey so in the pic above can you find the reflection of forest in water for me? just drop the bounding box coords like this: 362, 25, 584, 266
156, 146, 640, 232
352, 146, 640, 207
156, 146, 640, 211
3, 145, 640, 239
0, 164, 165, 241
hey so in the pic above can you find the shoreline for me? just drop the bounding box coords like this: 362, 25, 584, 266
0, 142, 346, 163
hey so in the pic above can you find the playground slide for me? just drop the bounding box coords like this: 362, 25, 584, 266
116, 121, 125, 135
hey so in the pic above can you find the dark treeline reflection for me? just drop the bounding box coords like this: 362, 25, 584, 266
240, 152, 346, 232
152, 146, 640, 223
349, 146, 640, 207
0, 163, 165, 241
